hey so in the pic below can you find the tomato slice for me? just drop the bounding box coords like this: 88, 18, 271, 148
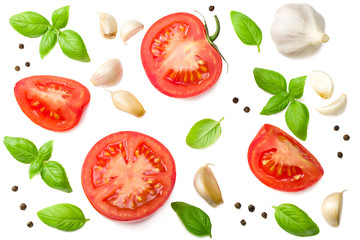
14, 75, 90, 131
248, 124, 324, 192
81, 132, 176, 221
141, 12, 222, 98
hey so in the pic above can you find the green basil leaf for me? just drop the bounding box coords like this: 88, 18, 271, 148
273, 203, 319, 237
41, 161, 72, 193
230, 11, 262, 52
171, 202, 212, 238
260, 93, 290, 115
29, 158, 44, 179
285, 101, 309, 141
40, 29, 58, 59
52, 5, 70, 29
253, 68, 287, 95
38, 140, 53, 161
186, 117, 224, 149
3, 136, 38, 164
37, 203, 89, 231
58, 30, 90, 62
9, 11, 50, 38
289, 76, 307, 99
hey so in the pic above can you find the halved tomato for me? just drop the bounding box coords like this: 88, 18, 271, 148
81, 132, 176, 221
14, 75, 90, 131
141, 12, 223, 98
248, 124, 323, 192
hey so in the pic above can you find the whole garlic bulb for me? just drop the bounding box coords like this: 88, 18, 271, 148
271, 4, 329, 58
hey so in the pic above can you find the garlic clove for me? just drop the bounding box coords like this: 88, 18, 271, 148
111, 90, 146, 118
91, 58, 123, 88
316, 93, 347, 115
120, 20, 144, 42
194, 164, 223, 207
98, 12, 118, 39
321, 191, 346, 227
308, 71, 334, 99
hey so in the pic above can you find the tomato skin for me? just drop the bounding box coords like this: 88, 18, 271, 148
141, 12, 222, 98
248, 124, 324, 192
14, 75, 90, 132
81, 131, 176, 221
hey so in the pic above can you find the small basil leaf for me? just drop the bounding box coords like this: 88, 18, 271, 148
285, 101, 309, 141
171, 202, 212, 238
52, 5, 70, 29
186, 117, 224, 149
37, 203, 89, 231
9, 11, 50, 38
3, 136, 38, 164
41, 161, 72, 193
29, 158, 44, 179
38, 140, 53, 161
289, 76, 307, 99
253, 68, 287, 95
260, 93, 290, 115
40, 29, 58, 59
58, 30, 90, 62
230, 11, 262, 52
273, 203, 319, 237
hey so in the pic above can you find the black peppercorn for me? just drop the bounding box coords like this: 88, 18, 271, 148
19, 43, 24, 49
209, 5, 215, 11
25, 62, 30, 67
15, 66, 20, 71
240, 219, 246, 226
20, 203, 27, 211
27, 221, 33, 228
343, 134, 350, 141
248, 204, 255, 212
233, 97, 239, 104
244, 106, 250, 113
334, 125, 340, 131
234, 202, 241, 209
261, 212, 267, 219
12, 186, 18, 192
337, 152, 343, 158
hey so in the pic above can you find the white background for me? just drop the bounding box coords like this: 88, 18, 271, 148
0, 0, 359, 239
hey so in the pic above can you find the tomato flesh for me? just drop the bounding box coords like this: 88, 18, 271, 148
81, 132, 176, 221
14, 75, 90, 131
248, 124, 324, 192
141, 12, 222, 98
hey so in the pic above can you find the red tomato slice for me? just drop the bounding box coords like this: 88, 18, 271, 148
248, 124, 324, 192
81, 132, 176, 221
14, 75, 90, 131
141, 12, 222, 98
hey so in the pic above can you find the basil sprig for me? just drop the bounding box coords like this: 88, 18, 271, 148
186, 117, 224, 149
230, 11, 262, 52
273, 203, 319, 237
171, 202, 212, 238
37, 203, 89, 231
253, 68, 309, 141
3, 137, 72, 193
9, 5, 90, 62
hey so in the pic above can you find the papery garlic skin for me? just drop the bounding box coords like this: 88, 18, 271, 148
308, 71, 334, 99
91, 59, 123, 88
321, 191, 345, 227
271, 4, 329, 58
120, 20, 144, 42
98, 12, 118, 39
316, 93, 347, 115
111, 90, 146, 118
194, 164, 223, 207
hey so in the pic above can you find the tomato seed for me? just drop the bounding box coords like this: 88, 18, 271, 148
11, 186, 18, 192
248, 204, 255, 212
337, 152, 343, 158
15, 66, 20, 71
27, 221, 33, 228
20, 203, 27, 211
343, 134, 350, 141
240, 219, 246, 226
19, 43, 24, 49
25, 62, 30, 67
233, 97, 239, 104
261, 212, 267, 219
234, 202, 241, 209
244, 106, 250, 113
334, 125, 340, 131
209, 5, 215, 11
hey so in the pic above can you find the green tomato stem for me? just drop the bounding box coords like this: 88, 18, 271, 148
209, 15, 220, 42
